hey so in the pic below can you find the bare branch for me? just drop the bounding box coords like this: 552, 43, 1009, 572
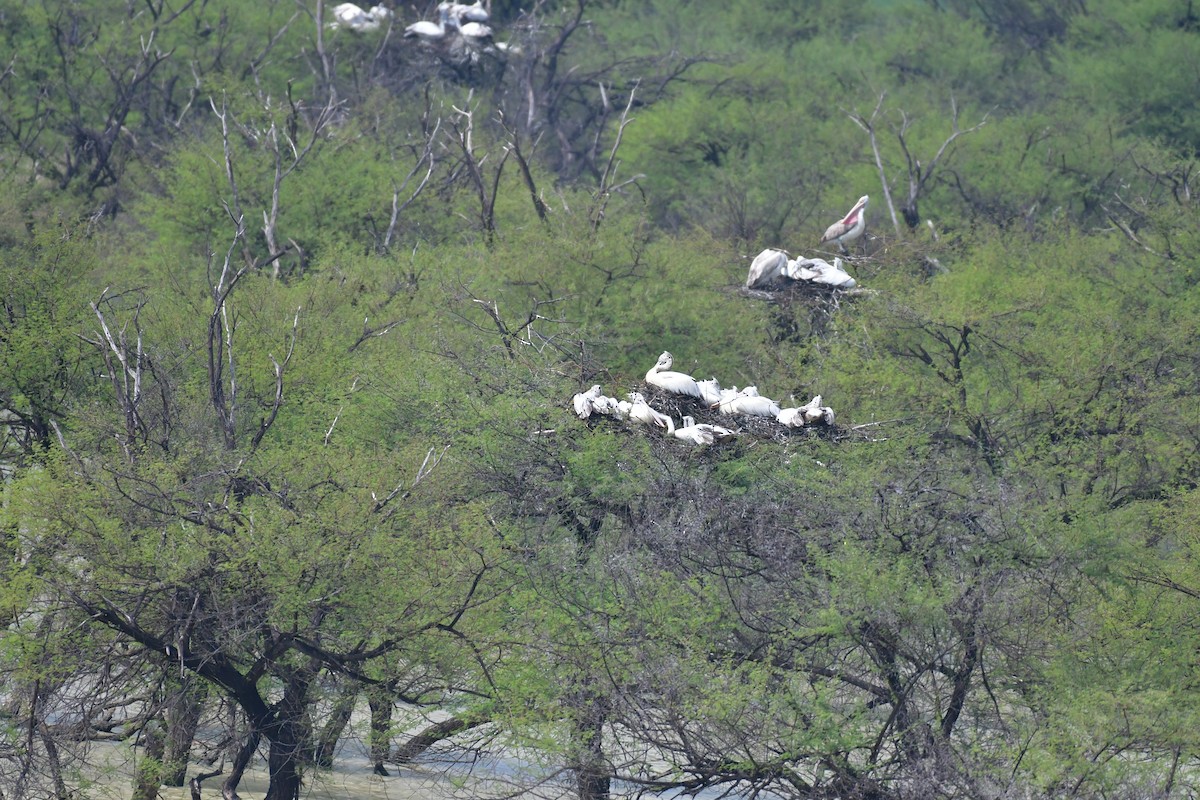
846, 93, 902, 237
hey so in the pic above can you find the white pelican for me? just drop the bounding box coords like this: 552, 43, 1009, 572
330, 2, 380, 30
457, 20, 493, 42
404, 6, 450, 41
819, 195, 869, 253
696, 378, 723, 407
572, 385, 601, 419
799, 394, 835, 425
674, 421, 713, 445
783, 256, 856, 289
645, 351, 703, 399
627, 392, 675, 435
746, 248, 788, 289
591, 395, 619, 416
440, 0, 489, 23
722, 387, 781, 418
776, 407, 806, 427
613, 399, 633, 420
779, 395, 835, 426
682, 415, 736, 439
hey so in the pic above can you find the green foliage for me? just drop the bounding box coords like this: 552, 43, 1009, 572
3, 0, 1200, 797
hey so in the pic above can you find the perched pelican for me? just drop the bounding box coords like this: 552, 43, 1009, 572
674, 420, 714, 446
779, 395, 835, 426
440, 0, 489, 23
404, 6, 450, 41
613, 399, 633, 420
799, 394, 835, 425
572, 385, 602, 419
682, 415, 736, 439
645, 352, 703, 400
627, 392, 675, 435
591, 395, 619, 416
776, 407, 806, 428
746, 248, 788, 289
330, 2, 381, 30
720, 386, 781, 418
784, 256, 856, 288
457, 20, 494, 42
819, 195, 869, 253
696, 378, 723, 407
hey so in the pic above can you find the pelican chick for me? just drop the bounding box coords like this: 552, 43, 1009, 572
627, 392, 675, 435
696, 378, 723, 407
572, 385, 602, 419
682, 415, 736, 439
674, 422, 714, 446
591, 395, 620, 416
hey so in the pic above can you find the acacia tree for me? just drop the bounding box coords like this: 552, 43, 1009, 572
3, 221, 508, 799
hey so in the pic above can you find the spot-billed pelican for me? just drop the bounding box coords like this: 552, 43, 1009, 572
696, 378, 723, 407
627, 392, 675, 435
682, 415, 736, 439
572, 385, 602, 419
746, 248, 788, 289
674, 421, 714, 445
404, 6, 450, 41
645, 351, 703, 399
819, 195, 869, 253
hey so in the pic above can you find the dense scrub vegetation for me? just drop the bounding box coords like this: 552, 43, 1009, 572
1, 0, 1199, 799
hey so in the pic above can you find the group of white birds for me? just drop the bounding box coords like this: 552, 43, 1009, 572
329, 1, 501, 51
572, 198, 868, 442
572, 352, 835, 446
328, 2, 392, 31
745, 195, 870, 290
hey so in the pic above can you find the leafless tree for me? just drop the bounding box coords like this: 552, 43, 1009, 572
848, 92, 989, 234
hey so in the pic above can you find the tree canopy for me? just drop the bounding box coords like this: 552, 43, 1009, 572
2, 1, 1199, 799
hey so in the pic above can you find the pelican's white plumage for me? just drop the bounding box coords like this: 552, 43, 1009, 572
719, 386, 781, 418
330, 2, 381, 30
776, 407, 805, 427
627, 392, 675, 435
613, 400, 633, 420
440, 0, 489, 23
683, 415, 736, 439
778, 394, 835, 426
800, 394, 835, 425
746, 248, 789, 289
674, 421, 713, 445
820, 195, 869, 253
404, 6, 449, 40
457, 20, 493, 40
572, 384, 602, 419
590, 395, 620, 416
784, 256, 856, 288
645, 351, 703, 399
696, 378, 723, 406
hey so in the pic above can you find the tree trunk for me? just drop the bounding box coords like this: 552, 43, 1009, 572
392, 714, 490, 762
367, 688, 392, 776
163, 678, 205, 786
312, 683, 357, 769
262, 666, 316, 800
132, 719, 166, 800
567, 679, 610, 800
221, 728, 260, 800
